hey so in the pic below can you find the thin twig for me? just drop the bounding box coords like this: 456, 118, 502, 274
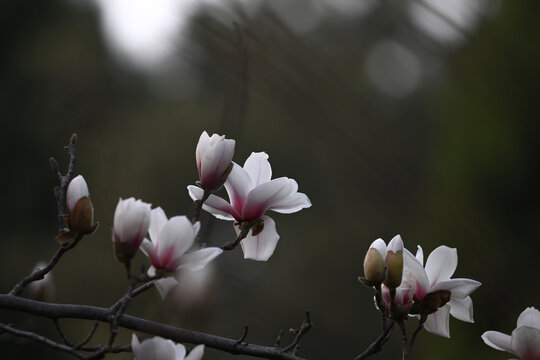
192, 188, 212, 224
404, 312, 427, 359
73, 321, 100, 350
353, 321, 394, 360
9, 234, 83, 296
0, 323, 85, 359
53, 318, 74, 346
236, 325, 249, 345
398, 321, 408, 360
283, 310, 312, 353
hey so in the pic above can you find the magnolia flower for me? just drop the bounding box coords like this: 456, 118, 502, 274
140, 207, 223, 299
402, 245, 481, 338
131, 334, 204, 360
196, 131, 235, 190
113, 198, 151, 263
27, 261, 55, 302
188, 152, 311, 261
482, 307, 540, 360
65, 175, 94, 234
362, 235, 403, 288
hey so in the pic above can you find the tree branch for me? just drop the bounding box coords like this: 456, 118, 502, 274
353, 321, 394, 360
0, 295, 307, 360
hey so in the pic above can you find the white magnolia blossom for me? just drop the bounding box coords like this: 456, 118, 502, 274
140, 207, 223, 299
66, 175, 90, 214
401, 245, 481, 338
188, 152, 311, 261
482, 307, 540, 360
131, 334, 204, 360
113, 197, 152, 251
196, 131, 235, 189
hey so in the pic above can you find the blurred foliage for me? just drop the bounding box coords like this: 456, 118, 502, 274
1, 0, 539, 359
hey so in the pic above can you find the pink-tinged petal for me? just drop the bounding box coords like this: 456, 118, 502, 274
517, 307, 540, 330
237, 215, 280, 261
149, 207, 168, 246
268, 192, 312, 214
512, 326, 540, 359
425, 246, 458, 286
131, 335, 176, 360
158, 216, 196, 268
140, 239, 161, 268
224, 162, 252, 212
481, 331, 514, 353
178, 248, 223, 272
430, 278, 481, 299
403, 248, 430, 299
242, 178, 297, 220
424, 304, 451, 338
243, 152, 272, 186
172, 343, 186, 360
113, 198, 151, 248
415, 245, 424, 265
185, 344, 205, 360
199, 134, 235, 188
188, 185, 238, 221
449, 296, 474, 323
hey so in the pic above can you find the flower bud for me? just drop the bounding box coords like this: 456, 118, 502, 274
196, 131, 235, 190
384, 235, 404, 289
113, 198, 151, 264
361, 238, 387, 286
27, 262, 55, 302
66, 175, 95, 234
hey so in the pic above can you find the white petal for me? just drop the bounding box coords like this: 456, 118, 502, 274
481, 331, 514, 353
238, 215, 280, 261
66, 175, 89, 213
430, 278, 481, 299
242, 178, 297, 220
449, 296, 474, 323
158, 216, 196, 265
403, 248, 430, 299
187, 185, 238, 221
196, 131, 211, 175
517, 307, 540, 330
425, 246, 458, 286
173, 343, 186, 360
131, 334, 141, 353
149, 207, 168, 246
423, 304, 451, 338
512, 326, 540, 359
224, 162, 252, 210
387, 235, 404, 253
178, 248, 223, 272
243, 152, 272, 186
268, 192, 312, 214
153, 276, 179, 300
369, 238, 387, 261
140, 239, 160, 267
200, 135, 235, 187
415, 245, 424, 265
132, 336, 176, 360
185, 344, 205, 360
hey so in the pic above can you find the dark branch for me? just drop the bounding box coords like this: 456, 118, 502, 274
0, 323, 85, 359
192, 188, 212, 224
353, 321, 394, 360
0, 295, 306, 360
9, 233, 83, 296
283, 310, 313, 352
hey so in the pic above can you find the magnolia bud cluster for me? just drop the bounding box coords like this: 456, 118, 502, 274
360, 235, 404, 289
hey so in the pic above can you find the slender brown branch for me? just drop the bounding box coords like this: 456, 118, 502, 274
9, 234, 83, 296
353, 321, 394, 360
0, 323, 85, 359
404, 312, 427, 359
0, 295, 306, 360
74, 321, 100, 350
283, 310, 312, 353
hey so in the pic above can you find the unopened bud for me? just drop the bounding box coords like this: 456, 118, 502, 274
384, 235, 404, 289
70, 196, 94, 234
112, 197, 151, 264
362, 239, 387, 286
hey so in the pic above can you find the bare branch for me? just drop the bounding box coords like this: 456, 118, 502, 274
283, 310, 313, 353
0, 295, 307, 360
353, 321, 394, 360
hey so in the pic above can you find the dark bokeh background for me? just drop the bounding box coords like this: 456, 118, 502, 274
1, 1, 539, 359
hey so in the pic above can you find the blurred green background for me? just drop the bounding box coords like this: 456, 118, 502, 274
1, 0, 539, 359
